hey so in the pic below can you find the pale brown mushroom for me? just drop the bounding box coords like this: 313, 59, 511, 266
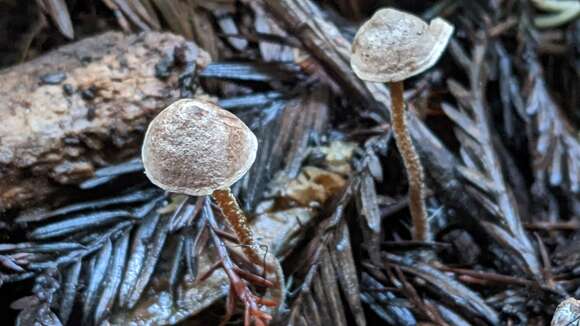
351, 8, 453, 241
142, 98, 262, 265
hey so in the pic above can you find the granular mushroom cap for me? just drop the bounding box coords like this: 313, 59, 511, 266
142, 99, 258, 196
351, 8, 454, 82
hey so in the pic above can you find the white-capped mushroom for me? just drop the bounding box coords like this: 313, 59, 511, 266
552, 297, 580, 326
351, 8, 453, 83
351, 8, 453, 241
142, 98, 262, 265
142, 99, 257, 196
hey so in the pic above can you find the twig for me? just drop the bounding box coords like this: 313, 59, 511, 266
204, 198, 276, 326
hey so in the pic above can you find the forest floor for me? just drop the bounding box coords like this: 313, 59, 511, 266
0, 1, 579, 325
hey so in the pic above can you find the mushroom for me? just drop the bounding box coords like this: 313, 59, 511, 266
141, 98, 263, 265
552, 297, 580, 326
351, 8, 453, 241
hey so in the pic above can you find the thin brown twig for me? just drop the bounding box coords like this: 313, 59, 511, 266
525, 221, 580, 231
438, 266, 534, 286
393, 266, 450, 326
204, 198, 275, 326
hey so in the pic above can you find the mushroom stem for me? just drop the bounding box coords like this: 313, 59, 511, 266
212, 188, 264, 266
389, 81, 430, 241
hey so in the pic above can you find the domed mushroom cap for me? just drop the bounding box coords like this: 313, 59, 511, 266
351, 8, 454, 82
142, 99, 258, 196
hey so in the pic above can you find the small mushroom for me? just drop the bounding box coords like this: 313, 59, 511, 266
351, 8, 453, 241
142, 98, 262, 265
552, 297, 580, 326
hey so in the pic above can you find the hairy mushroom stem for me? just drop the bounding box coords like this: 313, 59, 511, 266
212, 188, 264, 267
389, 81, 430, 241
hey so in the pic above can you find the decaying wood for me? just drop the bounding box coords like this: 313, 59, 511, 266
0, 31, 210, 212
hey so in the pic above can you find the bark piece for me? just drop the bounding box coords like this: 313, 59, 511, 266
0, 31, 210, 212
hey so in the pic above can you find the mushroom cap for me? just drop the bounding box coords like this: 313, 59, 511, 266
351, 8, 454, 82
142, 99, 258, 196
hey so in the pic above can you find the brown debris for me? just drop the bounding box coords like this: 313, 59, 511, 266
0, 31, 210, 212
